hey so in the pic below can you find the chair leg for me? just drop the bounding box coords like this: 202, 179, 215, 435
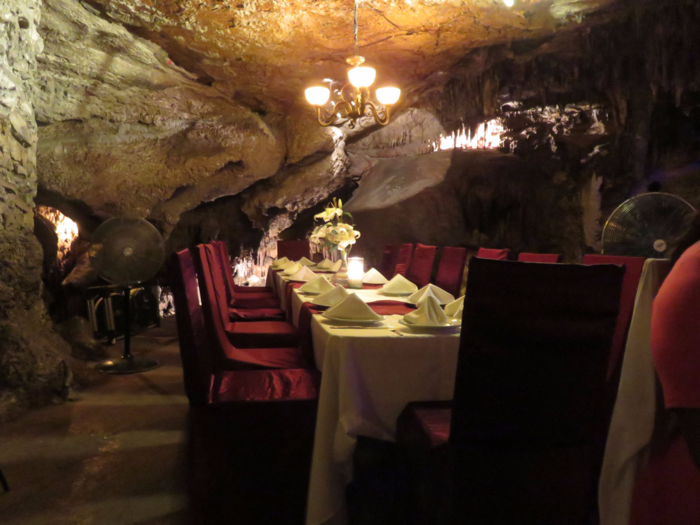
0, 465, 9, 492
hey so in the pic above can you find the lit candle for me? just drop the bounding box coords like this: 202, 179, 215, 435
347, 257, 364, 289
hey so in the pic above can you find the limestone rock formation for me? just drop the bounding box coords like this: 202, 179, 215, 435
345, 149, 575, 269
56, 316, 107, 361
33, 0, 289, 231
84, 0, 621, 111
1, 0, 72, 422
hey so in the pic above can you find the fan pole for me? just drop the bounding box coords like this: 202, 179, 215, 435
123, 286, 132, 359
95, 284, 160, 374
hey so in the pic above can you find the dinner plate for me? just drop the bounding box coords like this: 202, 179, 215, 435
398, 318, 462, 333
379, 290, 414, 296
322, 314, 385, 326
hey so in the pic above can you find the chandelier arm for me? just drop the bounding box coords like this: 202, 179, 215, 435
365, 100, 391, 126
315, 99, 355, 127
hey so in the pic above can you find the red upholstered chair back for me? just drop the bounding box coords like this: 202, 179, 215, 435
435, 247, 467, 298
277, 240, 310, 261
192, 244, 262, 371
476, 247, 510, 260
449, 258, 625, 523
406, 243, 437, 288
582, 254, 646, 378
170, 249, 212, 406
517, 252, 562, 263
393, 243, 414, 277
212, 241, 236, 303
379, 245, 400, 280
202, 244, 235, 327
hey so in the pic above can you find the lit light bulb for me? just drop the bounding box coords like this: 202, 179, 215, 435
376, 87, 401, 105
305, 86, 331, 106
348, 66, 376, 88
503, 0, 514, 6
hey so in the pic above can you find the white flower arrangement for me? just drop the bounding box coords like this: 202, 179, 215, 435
309, 198, 361, 253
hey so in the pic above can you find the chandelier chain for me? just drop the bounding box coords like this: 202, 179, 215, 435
353, 0, 359, 51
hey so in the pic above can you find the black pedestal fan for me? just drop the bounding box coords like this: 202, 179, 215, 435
89, 217, 165, 374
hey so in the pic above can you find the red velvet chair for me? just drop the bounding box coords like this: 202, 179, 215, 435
210, 242, 284, 320
393, 243, 414, 277
582, 254, 645, 378
207, 243, 281, 311
212, 240, 274, 294
277, 240, 311, 261
200, 244, 299, 348
397, 259, 625, 525
435, 247, 467, 298
193, 245, 305, 361
379, 245, 400, 280
476, 247, 510, 260
517, 252, 562, 263
170, 250, 320, 524
406, 243, 437, 289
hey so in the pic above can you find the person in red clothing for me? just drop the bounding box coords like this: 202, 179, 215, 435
630, 214, 700, 525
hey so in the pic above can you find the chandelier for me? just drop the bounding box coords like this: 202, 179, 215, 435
304, 1, 401, 128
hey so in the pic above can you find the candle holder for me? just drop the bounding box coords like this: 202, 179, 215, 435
347, 257, 364, 289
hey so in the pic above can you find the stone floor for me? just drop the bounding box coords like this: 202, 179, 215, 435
0, 318, 190, 525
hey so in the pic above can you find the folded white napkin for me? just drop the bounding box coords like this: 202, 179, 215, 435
282, 262, 302, 276
288, 266, 317, 282
279, 259, 297, 271
404, 295, 448, 326
444, 296, 464, 318
323, 293, 383, 322
330, 259, 342, 272
363, 268, 389, 284
380, 274, 418, 294
271, 257, 289, 269
409, 284, 455, 305
312, 285, 350, 307
300, 275, 335, 294
297, 257, 316, 267
317, 258, 335, 270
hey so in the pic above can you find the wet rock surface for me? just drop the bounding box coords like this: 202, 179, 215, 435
1, 0, 72, 422
56, 316, 107, 361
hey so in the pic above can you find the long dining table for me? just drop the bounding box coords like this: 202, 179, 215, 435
267, 267, 461, 525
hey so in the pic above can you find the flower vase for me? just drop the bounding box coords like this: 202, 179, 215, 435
332, 250, 349, 286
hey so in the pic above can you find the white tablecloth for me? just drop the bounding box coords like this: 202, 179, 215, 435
267, 266, 460, 525
598, 259, 671, 525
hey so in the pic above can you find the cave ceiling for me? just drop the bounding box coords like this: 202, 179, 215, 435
87, 0, 628, 113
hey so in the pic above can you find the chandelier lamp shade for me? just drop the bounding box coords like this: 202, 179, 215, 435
304, 1, 401, 128
305, 56, 401, 128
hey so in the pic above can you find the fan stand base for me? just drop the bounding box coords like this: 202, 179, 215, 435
95, 355, 161, 375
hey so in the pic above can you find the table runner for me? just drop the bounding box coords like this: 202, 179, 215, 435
297, 300, 416, 368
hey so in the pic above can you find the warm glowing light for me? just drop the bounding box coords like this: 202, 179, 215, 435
433, 119, 505, 151
376, 87, 401, 105
348, 66, 376, 88
35, 206, 79, 260
503, 0, 515, 6
305, 86, 331, 106
347, 257, 364, 289
233, 251, 268, 286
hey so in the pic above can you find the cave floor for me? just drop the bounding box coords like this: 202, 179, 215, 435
0, 317, 190, 525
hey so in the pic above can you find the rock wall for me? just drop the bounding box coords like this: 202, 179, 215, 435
0, 0, 71, 422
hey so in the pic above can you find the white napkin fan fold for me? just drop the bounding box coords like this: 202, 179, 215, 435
323, 293, 382, 322
300, 275, 335, 294
404, 295, 448, 326
312, 285, 350, 307
288, 266, 317, 282
409, 284, 455, 305
363, 268, 389, 284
